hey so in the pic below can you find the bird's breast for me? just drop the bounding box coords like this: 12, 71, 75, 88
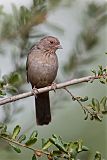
28, 52, 58, 88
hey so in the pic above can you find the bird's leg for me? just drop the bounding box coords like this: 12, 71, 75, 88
51, 82, 57, 92
32, 86, 39, 98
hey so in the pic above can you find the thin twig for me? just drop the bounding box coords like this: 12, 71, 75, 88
0, 74, 106, 106
0, 135, 49, 156
64, 87, 94, 116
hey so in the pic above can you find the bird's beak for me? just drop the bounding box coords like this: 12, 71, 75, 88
56, 44, 63, 49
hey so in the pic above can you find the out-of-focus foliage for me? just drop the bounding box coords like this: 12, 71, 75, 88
0, 72, 22, 96
0, 123, 104, 160
63, 2, 107, 76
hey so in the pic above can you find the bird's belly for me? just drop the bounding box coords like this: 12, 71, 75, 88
28, 61, 58, 88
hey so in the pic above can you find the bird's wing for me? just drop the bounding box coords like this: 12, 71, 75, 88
26, 44, 38, 83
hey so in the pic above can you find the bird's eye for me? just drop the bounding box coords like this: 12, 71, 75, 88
50, 41, 54, 44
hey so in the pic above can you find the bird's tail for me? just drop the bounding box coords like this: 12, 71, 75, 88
35, 92, 51, 125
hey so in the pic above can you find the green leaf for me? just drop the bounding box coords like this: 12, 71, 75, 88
10, 143, 21, 153
91, 69, 96, 76
25, 131, 38, 146
99, 78, 105, 84
18, 134, 26, 143
52, 150, 62, 156
82, 145, 89, 151
8, 72, 21, 85
100, 96, 107, 112
94, 151, 101, 160
49, 135, 67, 153
98, 70, 102, 76
19, 6, 31, 26
25, 138, 37, 146
92, 98, 100, 112
67, 142, 78, 157
84, 112, 88, 120
78, 140, 83, 152
30, 131, 38, 139
80, 96, 88, 102
98, 65, 102, 71
32, 154, 37, 160
42, 139, 52, 150
95, 113, 103, 121
12, 125, 21, 139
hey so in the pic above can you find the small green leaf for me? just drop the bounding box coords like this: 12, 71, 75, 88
98, 65, 102, 71
100, 96, 107, 106
100, 96, 107, 112
82, 145, 89, 151
49, 135, 67, 153
84, 112, 88, 120
67, 142, 78, 157
92, 98, 100, 112
18, 134, 26, 143
42, 139, 52, 150
80, 96, 88, 102
8, 72, 21, 85
94, 151, 101, 160
99, 78, 105, 84
52, 150, 62, 156
10, 143, 21, 153
32, 154, 37, 160
12, 125, 21, 139
78, 140, 83, 152
25, 131, 38, 146
98, 70, 102, 76
91, 69, 96, 76
95, 113, 103, 121
25, 138, 37, 146
30, 131, 38, 139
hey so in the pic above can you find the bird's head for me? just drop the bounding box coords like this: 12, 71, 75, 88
37, 36, 62, 52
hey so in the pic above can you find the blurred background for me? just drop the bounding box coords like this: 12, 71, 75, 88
0, 0, 107, 159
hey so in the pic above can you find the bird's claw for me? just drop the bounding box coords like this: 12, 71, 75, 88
51, 82, 57, 92
32, 86, 39, 98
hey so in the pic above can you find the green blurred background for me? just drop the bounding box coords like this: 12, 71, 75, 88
0, 0, 107, 159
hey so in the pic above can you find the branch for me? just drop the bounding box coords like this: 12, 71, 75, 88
0, 135, 49, 156
0, 75, 106, 106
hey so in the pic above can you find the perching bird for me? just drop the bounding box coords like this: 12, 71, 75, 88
26, 36, 62, 125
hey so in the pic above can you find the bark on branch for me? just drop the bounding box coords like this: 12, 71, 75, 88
0, 75, 104, 106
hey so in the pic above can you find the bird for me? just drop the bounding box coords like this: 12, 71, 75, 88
26, 36, 62, 125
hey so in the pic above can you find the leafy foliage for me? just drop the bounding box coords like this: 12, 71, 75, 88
91, 65, 107, 84
0, 124, 104, 160
0, 72, 22, 96
63, 2, 107, 76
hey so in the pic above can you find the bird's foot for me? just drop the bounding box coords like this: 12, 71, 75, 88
32, 86, 39, 98
51, 82, 57, 92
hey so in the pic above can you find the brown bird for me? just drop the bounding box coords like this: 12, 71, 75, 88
26, 36, 62, 125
